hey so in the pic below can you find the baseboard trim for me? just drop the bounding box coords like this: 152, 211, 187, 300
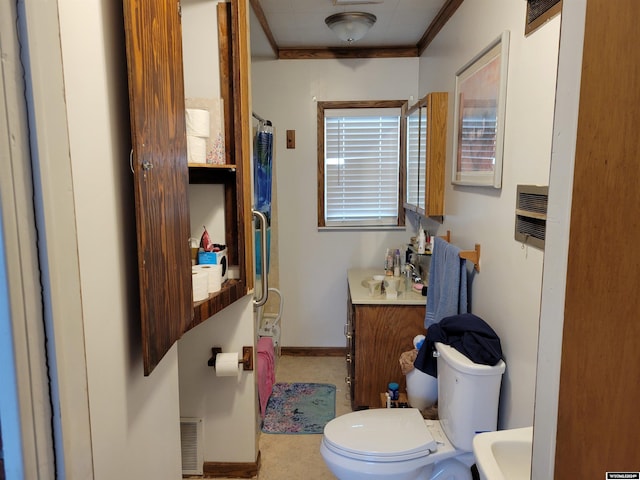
200, 451, 260, 478
280, 346, 346, 357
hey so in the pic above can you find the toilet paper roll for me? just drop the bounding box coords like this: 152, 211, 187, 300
187, 135, 207, 164
185, 108, 210, 137
215, 352, 240, 377
192, 270, 209, 302
193, 264, 222, 293
192, 265, 207, 288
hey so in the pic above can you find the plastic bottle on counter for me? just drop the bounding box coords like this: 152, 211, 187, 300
417, 227, 426, 254
393, 249, 401, 276
385, 248, 394, 275
387, 382, 399, 401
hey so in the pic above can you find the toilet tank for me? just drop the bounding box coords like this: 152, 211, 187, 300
435, 342, 506, 452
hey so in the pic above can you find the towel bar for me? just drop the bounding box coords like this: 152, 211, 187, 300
440, 230, 481, 272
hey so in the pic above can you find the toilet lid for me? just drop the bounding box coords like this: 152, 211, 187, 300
323, 408, 437, 460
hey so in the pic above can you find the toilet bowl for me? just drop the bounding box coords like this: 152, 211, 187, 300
321, 342, 506, 480
320, 408, 473, 480
406, 367, 438, 410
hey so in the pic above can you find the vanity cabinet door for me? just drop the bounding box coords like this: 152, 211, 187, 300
346, 293, 356, 401
123, 0, 192, 375
353, 304, 425, 409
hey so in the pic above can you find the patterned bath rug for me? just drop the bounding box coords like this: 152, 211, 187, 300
261, 382, 336, 434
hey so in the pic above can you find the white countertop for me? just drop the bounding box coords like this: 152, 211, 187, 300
348, 268, 427, 305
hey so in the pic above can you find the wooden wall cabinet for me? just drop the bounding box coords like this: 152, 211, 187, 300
189, 0, 254, 328
122, 0, 253, 375
347, 291, 426, 410
404, 92, 448, 220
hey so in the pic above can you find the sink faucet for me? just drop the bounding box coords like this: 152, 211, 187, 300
405, 263, 423, 284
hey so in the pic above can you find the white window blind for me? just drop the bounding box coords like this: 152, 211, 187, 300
324, 109, 400, 227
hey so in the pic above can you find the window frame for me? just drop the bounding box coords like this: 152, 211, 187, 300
317, 100, 407, 229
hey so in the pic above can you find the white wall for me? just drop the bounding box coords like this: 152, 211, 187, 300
178, 298, 258, 463
417, 1, 560, 429
251, 57, 420, 347
182, 0, 227, 245
182, 0, 222, 99
178, 0, 259, 466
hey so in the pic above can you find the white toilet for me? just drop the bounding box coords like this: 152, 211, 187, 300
321, 342, 506, 480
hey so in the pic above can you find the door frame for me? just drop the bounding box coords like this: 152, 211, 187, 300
1, 1, 94, 477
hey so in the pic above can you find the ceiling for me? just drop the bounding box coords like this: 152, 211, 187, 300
249, 0, 461, 59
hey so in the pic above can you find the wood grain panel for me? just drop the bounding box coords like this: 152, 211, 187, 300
122, 0, 192, 375
316, 103, 326, 228
555, 0, 640, 475
217, 3, 234, 167
190, 279, 245, 329
217, 3, 241, 268
425, 92, 447, 219
230, 0, 254, 292
417, 0, 464, 56
203, 451, 260, 478
278, 46, 418, 60
280, 347, 346, 356
353, 304, 425, 409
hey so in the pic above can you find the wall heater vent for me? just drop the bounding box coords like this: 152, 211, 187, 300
180, 417, 203, 475
525, 0, 562, 36
515, 185, 548, 250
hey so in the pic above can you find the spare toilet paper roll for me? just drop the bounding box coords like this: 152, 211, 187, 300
187, 135, 207, 164
185, 108, 210, 137
215, 352, 240, 377
192, 269, 209, 302
193, 264, 222, 293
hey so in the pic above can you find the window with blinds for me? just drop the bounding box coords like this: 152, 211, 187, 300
322, 107, 401, 227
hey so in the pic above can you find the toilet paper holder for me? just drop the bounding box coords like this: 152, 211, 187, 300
207, 346, 253, 371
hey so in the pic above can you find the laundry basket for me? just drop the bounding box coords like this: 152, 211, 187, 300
257, 288, 283, 358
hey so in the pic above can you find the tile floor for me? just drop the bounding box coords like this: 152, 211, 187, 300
256, 355, 351, 480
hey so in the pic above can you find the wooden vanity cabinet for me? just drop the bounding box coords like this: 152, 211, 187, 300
122, 0, 253, 375
347, 291, 426, 410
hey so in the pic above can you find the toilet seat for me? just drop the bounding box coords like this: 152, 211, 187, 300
323, 408, 437, 462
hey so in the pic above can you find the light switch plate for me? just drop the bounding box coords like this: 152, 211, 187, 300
286, 130, 295, 149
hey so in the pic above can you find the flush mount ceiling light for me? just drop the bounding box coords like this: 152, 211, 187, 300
325, 12, 377, 44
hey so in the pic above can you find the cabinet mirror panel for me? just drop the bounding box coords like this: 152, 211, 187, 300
405, 104, 420, 210
403, 92, 447, 220
404, 100, 427, 212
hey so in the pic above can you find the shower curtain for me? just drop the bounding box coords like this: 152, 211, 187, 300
254, 120, 273, 225
254, 119, 273, 275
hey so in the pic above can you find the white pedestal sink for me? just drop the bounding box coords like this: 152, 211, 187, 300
472, 426, 533, 480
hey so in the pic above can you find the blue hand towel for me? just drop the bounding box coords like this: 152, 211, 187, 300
425, 236, 468, 328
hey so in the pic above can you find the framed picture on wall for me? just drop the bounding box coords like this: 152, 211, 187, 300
452, 31, 510, 188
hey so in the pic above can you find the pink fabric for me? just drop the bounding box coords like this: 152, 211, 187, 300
257, 337, 276, 418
